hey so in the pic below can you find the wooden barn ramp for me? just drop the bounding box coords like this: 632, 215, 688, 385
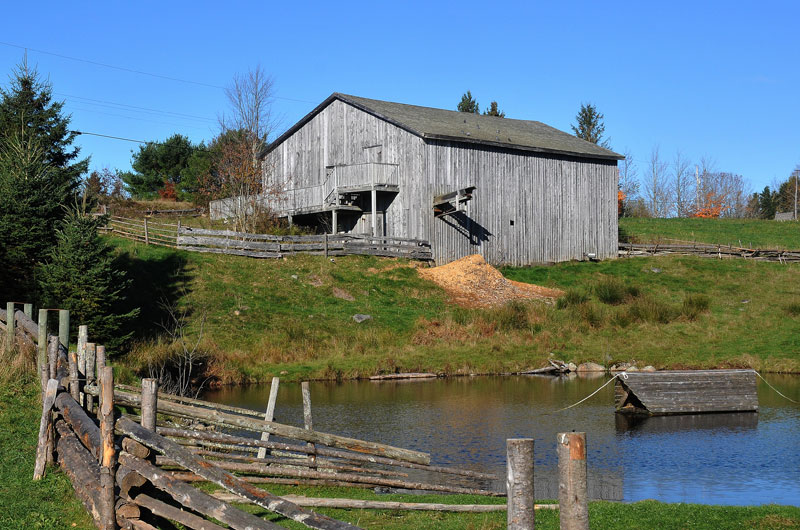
615, 369, 759, 415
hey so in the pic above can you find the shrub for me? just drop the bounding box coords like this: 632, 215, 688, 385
488, 300, 531, 331
627, 296, 678, 324
578, 301, 606, 328
681, 294, 711, 320
595, 277, 627, 305
557, 288, 589, 309
785, 301, 800, 317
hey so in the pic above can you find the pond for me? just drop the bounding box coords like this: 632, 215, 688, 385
202, 373, 800, 505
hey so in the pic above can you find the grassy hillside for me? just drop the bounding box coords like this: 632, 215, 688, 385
109, 235, 800, 383
620, 217, 800, 249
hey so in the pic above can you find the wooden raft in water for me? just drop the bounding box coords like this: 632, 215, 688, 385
614, 369, 759, 415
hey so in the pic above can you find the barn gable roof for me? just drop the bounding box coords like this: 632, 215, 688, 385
266, 93, 624, 161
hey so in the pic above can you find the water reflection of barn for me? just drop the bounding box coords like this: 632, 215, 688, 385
250, 93, 623, 266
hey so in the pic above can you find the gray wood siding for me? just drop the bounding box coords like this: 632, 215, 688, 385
424, 141, 618, 265
263, 101, 618, 266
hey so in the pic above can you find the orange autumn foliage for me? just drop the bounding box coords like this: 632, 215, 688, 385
617, 190, 625, 216
692, 191, 724, 218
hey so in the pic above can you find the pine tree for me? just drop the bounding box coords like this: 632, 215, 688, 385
457, 91, 480, 114
571, 103, 609, 148
0, 62, 86, 300
37, 204, 138, 351
483, 101, 505, 118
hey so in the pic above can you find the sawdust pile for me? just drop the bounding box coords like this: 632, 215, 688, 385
418, 254, 564, 308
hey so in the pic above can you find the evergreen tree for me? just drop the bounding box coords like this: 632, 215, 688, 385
483, 101, 505, 118
0, 62, 86, 300
571, 103, 609, 148
457, 90, 480, 114
120, 134, 198, 199
758, 186, 777, 219
37, 204, 138, 351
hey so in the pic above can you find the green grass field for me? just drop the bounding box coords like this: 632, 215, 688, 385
108, 231, 800, 384
619, 217, 800, 249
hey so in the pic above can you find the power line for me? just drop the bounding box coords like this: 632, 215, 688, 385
0, 40, 318, 104
72, 130, 148, 143
66, 104, 211, 131
56, 91, 217, 123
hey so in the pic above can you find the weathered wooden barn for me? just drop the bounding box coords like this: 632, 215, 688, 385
259, 93, 622, 266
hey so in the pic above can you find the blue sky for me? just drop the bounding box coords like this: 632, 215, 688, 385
1, 1, 798, 192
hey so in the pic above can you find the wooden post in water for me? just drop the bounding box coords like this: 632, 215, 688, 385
302, 381, 317, 469
86, 343, 96, 413
5, 302, 14, 352
58, 309, 70, 351
557, 432, 588, 530
141, 378, 158, 431
257, 377, 280, 459
37, 309, 48, 382
23, 303, 32, 320
77, 325, 88, 406
99, 366, 117, 530
506, 438, 535, 530
33, 378, 59, 480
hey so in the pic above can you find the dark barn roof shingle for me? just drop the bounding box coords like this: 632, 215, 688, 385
267, 93, 623, 161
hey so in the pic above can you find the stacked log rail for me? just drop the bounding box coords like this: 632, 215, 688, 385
82, 383, 501, 496
619, 240, 800, 262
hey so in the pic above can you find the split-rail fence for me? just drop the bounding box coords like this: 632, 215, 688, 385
2, 303, 605, 529
619, 239, 800, 263
104, 215, 433, 261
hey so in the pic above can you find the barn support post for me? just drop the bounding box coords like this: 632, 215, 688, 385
371, 186, 377, 236
58, 309, 70, 351
257, 376, 280, 459
557, 432, 589, 530
5, 302, 15, 352
302, 382, 317, 469
99, 366, 117, 529
506, 438, 535, 529
332, 209, 338, 234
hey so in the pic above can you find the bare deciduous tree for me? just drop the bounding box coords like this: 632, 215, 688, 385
671, 151, 694, 217
618, 148, 640, 216
644, 146, 671, 217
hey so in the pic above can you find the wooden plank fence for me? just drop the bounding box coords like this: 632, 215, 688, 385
104, 216, 433, 261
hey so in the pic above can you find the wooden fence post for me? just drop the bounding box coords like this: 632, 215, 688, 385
58, 309, 70, 351
23, 303, 33, 320
141, 378, 158, 431
143, 217, 149, 245
557, 432, 588, 530
302, 381, 317, 469
5, 302, 14, 352
68, 350, 80, 401
77, 325, 88, 406
37, 309, 48, 382
47, 335, 59, 380
86, 343, 97, 413
177, 219, 182, 247
99, 366, 117, 530
96, 345, 106, 375
33, 378, 59, 480
257, 377, 280, 459
506, 438, 535, 530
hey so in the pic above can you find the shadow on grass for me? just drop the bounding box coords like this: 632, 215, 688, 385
115, 249, 192, 342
